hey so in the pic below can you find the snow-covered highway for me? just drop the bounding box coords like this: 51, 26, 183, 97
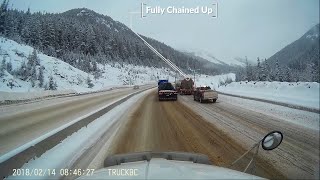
0, 88, 319, 179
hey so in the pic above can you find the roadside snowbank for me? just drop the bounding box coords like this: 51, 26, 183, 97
0, 37, 172, 98
0, 90, 76, 102
194, 73, 236, 89
218, 81, 319, 109
219, 94, 319, 130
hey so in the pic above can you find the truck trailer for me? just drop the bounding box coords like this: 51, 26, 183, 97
179, 78, 194, 95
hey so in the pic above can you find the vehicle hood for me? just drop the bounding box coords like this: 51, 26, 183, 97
79, 158, 264, 179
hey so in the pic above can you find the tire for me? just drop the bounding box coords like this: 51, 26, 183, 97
194, 96, 196, 101
212, 99, 217, 103
200, 98, 203, 103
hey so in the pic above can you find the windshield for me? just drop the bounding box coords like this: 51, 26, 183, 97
159, 83, 174, 90
0, 0, 318, 180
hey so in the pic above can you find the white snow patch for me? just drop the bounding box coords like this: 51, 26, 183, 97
306, 34, 319, 40
183, 49, 247, 66
218, 81, 319, 109
0, 37, 174, 99
0, 90, 76, 101
193, 73, 236, 89
220, 94, 319, 130
194, 51, 223, 64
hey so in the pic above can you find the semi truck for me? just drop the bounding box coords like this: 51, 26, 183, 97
179, 78, 194, 95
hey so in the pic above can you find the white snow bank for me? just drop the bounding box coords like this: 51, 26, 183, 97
0, 37, 173, 95
194, 73, 236, 89
220, 94, 319, 130
0, 90, 76, 102
218, 81, 319, 109
0, 37, 91, 93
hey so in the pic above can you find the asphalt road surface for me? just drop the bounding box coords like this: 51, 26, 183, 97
0, 87, 148, 156
108, 91, 286, 179
1, 88, 318, 180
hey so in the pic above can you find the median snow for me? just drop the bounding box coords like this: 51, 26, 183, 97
218, 81, 319, 109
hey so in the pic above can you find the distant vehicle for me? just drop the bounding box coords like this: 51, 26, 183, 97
179, 78, 194, 95
133, 85, 139, 89
158, 79, 169, 86
194, 86, 218, 103
158, 82, 177, 101
79, 131, 284, 180
158, 79, 169, 91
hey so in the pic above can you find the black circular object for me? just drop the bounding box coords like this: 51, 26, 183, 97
261, 131, 283, 151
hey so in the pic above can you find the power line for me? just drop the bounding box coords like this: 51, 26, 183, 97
132, 31, 187, 78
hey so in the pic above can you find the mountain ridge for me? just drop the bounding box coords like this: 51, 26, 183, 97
1, 7, 231, 76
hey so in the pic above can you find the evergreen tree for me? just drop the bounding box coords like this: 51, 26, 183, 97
284, 67, 292, 82
245, 57, 250, 81
0, 57, 6, 77
92, 60, 98, 72
86, 76, 94, 88
311, 62, 319, 82
38, 66, 44, 87
245, 57, 254, 81
18, 62, 28, 80
33, 49, 40, 66
30, 66, 37, 87
256, 57, 262, 81
8, 78, 14, 89
28, 49, 39, 66
263, 59, 270, 81
6, 60, 12, 73
0, 0, 9, 34
30, 76, 35, 87
275, 59, 281, 81
48, 76, 56, 90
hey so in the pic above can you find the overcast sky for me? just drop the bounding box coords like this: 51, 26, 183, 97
9, 0, 319, 62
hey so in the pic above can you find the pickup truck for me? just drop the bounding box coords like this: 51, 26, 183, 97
193, 86, 218, 103
158, 82, 178, 101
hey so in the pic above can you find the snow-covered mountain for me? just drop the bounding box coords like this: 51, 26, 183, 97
192, 50, 246, 66
0, 37, 175, 94
182, 49, 252, 67
1, 8, 230, 76
267, 23, 319, 69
